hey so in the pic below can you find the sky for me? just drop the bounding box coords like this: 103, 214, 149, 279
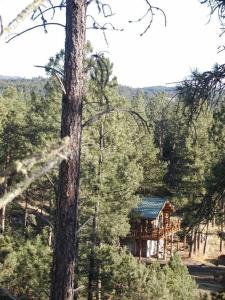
0, 0, 224, 87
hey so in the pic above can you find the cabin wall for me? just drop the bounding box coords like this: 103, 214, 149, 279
124, 239, 165, 258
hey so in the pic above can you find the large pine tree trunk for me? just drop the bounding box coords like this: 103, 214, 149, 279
220, 198, 224, 252
50, 1, 86, 299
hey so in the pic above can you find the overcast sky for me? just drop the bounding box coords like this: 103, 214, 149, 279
0, 0, 224, 87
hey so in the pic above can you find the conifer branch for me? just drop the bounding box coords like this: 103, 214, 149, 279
177, 63, 225, 121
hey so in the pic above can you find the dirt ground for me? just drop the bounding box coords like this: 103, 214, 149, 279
179, 231, 225, 297
185, 257, 225, 296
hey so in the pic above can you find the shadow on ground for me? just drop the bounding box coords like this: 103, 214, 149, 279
187, 264, 225, 293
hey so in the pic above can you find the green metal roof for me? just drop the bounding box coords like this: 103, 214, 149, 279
133, 196, 167, 220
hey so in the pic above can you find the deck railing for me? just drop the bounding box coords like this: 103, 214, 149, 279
128, 219, 180, 240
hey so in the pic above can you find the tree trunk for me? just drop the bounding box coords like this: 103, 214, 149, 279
88, 208, 98, 300
0, 153, 11, 234
23, 191, 29, 235
193, 230, 197, 254
220, 197, 224, 252
50, 1, 86, 299
203, 223, 209, 255
0, 207, 6, 233
189, 230, 194, 258
197, 231, 200, 253
88, 97, 104, 299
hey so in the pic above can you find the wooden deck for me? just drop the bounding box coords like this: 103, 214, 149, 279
127, 220, 180, 240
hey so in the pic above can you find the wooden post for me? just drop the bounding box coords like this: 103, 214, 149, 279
156, 226, 160, 259
189, 230, 194, 258
163, 237, 167, 260
139, 238, 142, 260
193, 230, 197, 254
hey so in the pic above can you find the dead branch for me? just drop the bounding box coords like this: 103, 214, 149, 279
32, 4, 66, 21
0, 137, 70, 210
74, 286, 85, 294
87, 0, 114, 18
86, 15, 123, 32
82, 107, 150, 133
35, 64, 64, 77
6, 22, 65, 43
129, 0, 166, 36
76, 216, 94, 235
34, 65, 66, 94
45, 174, 58, 197
1, 0, 47, 38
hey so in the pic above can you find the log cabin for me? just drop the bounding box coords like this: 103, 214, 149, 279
124, 196, 180, 259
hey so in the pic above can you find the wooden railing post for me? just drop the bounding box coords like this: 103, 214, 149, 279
156, 226, 160, 259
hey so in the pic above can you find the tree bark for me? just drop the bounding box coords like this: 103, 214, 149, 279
220, 197, 224, 252
50, 1, 86, 299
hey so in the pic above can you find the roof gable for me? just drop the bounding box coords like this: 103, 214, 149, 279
132, 196, 171, 220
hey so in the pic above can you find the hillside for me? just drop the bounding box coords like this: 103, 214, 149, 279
118, 84, 176, 99
0, 76, 47, 99
0, 76, 176, 100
